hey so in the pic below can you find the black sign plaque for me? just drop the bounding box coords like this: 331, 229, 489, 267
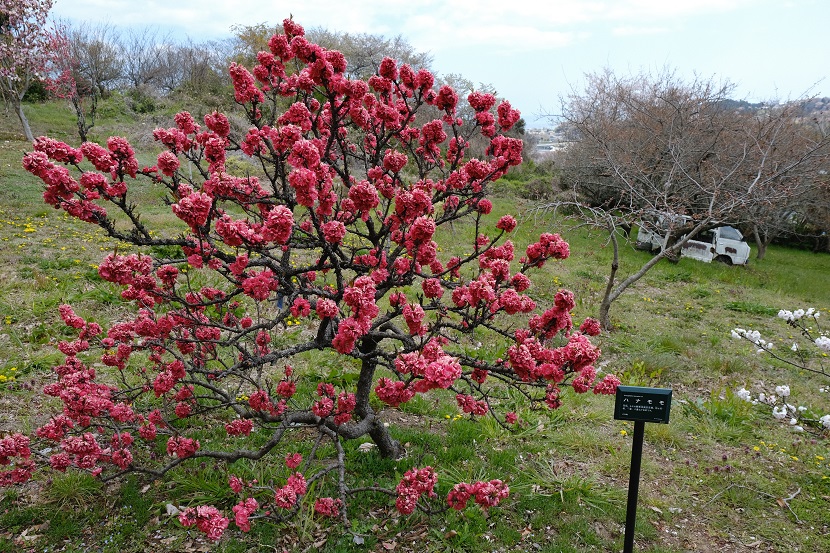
614, 386, 672, 424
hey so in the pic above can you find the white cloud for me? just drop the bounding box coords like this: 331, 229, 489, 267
52, 0, 760, 43
611, 26, 672, 37
49, 0, 829, 127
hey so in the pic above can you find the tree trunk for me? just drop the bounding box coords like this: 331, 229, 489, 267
598, 221, 708, 330
598, 226, 620, 330
14, 98, 34, 143
354, 337, 403, 460
752, 226, 768, 260
756, 241, 767, 261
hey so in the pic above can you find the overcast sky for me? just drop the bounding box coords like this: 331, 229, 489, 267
51, 0, 829, 128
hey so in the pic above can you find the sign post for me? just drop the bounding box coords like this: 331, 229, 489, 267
613, 386, 672, 553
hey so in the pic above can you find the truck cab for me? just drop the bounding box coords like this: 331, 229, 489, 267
680, 225, 751, 265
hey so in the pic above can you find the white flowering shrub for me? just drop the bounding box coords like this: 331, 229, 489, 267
732, 308, 829, 433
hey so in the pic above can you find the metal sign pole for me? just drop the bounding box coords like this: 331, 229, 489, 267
613, 386, 672, 553
623, 420, 645, 553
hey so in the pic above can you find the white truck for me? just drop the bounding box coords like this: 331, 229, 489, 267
679, 225, 751, 265
636, 213, 751, 265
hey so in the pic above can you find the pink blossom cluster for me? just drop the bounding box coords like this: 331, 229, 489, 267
507, 327, 603, 396
314, 497, 343, 518
579, 317, 602, 336
593, 374, 622, 395
312, 383, 356, 425
179, 505, 229, 542
456, 394, 488, 416
528, 290, 575, 340
232, 497, 259, 532
241, 269, 279, 301
374, 377, 416, 407
395, 466, 437, 514
0, 434, 33, 486
172, 189, 213, 230
446, 479, 509, 510
524, 233, 570, 268
332, 276, 379, 353
166, 436, 200, 459
225, 419, 254, 436
274, 472, 307, 509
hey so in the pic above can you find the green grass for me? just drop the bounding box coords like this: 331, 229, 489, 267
2, 100, 830, 552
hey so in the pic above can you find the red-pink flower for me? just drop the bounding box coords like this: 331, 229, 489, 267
395, 466, 437, 515
290, 298, 311, 318
403, 303, 427, 335
497, 100, 521, 131
285, 453, 303, 470
156, 151, 179, 176
229, 475, 244, 493
496, 215, 517, 232
225, 419, 254, 436
230, 62, 265, 104
313, 299, 337, 320
172, 191, 212, 230
421, 278, 443, 299
579, 317, 602, 336
321, 220, 346, 244
593, 373, 621, 395
314, 497, 343, 518
179, 505, 229, 541
241, 269, 279, 301
166, 436, 200, 459
232, 497, 258, 532
375, 378, 416, 407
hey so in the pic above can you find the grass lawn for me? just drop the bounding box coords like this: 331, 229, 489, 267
1, 100, 829, 553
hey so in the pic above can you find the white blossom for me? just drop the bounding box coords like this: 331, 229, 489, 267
821, 415, 830, 429
772, 405, 788, 420
735, 387, 752, 402
793, 309, 805, 320
815, 335, 830, 353
775, 385, 791, 397
778, 310, 794, 322
791, 342, 799, 352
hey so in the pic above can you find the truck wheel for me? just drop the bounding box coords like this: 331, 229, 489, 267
715, 255, 733, 265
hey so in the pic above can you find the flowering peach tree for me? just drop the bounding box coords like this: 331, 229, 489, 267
5, 19, 619, 540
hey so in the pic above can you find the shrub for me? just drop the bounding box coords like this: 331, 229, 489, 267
8, 18, 619, 541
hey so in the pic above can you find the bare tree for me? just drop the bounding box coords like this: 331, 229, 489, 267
121, 26, 169, 89
552, 68, 830, 329
66, 20, 121, 95
47, 20, 121, 141
171, 39, 233, 100
738, 103, 830, 259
